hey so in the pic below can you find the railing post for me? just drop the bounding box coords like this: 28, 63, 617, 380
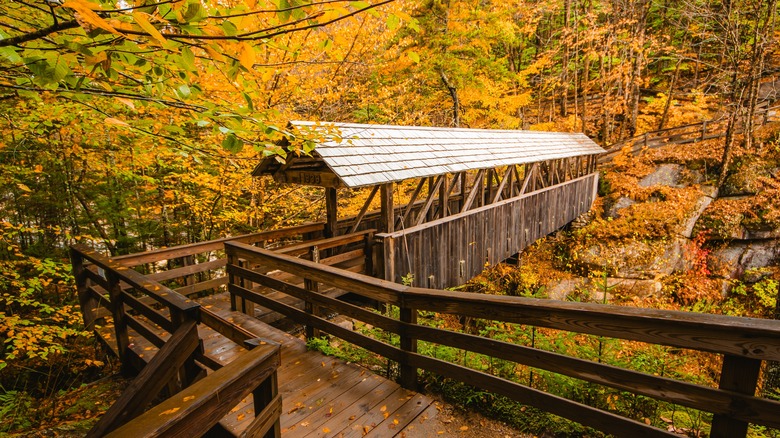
399, 304, 418, 391
69, 248, 97, 330
106, 270, 131, 374
169, 305, 203, 391
228, 252, 238, 311
363, 232, 374, 277
710, 355, 762, 438
237, 259, 255, 316
304, 246, 320, 341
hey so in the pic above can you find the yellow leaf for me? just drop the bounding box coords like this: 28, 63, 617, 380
104, 117, 129, 127
322, 427, 330, 433
238, 42, 255, 70
115, 97, 135, 110
182, 396, 195, 402
380, 405, 387, 412
204, 45, 227, 63
159, 407, 180, 415
237, 413, 245, 421
132, 12, 166, 45
459, 425, 469, 431
17, 183, 31, 193
62, 0, 121, 36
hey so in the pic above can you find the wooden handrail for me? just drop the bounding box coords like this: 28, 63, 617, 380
224, 243, 780, 437
111, 222, 325, 267
104, 339, 281, 438
71, 244, 199, 314
599, 104, 780, 164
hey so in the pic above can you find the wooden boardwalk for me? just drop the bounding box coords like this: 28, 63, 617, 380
105, 291, 437, 437
199, 293, 436, 437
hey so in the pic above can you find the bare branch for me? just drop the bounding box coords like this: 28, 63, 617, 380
0, 19, 79, 47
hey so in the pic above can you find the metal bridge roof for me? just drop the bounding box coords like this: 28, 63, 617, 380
253, 121, 605, 188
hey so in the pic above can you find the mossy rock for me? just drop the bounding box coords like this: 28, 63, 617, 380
720, 155, 777, 196
571, 237, 691, 280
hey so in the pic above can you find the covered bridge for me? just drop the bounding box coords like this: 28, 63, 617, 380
253, 121, 605, 289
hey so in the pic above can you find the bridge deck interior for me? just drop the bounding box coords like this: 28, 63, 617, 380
100, 291, 436, 437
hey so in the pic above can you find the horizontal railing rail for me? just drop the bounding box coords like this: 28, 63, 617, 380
224, 241, 780, 438
599, 104, 780, 164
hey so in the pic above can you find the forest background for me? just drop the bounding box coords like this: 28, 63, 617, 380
0, 0, 778, 434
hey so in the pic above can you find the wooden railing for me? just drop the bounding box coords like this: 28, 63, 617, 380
112, 222, 325, 298
224, 242, 780, 438
70, 244, 202, 373
377, 173, 599, 289
228, 229, 376, 338
599, 104, 780, 164
103, 338, 281, 438
70, 244, 284, 436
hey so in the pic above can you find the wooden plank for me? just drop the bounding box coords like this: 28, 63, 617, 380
460, 169, 485, 213
320, 248, 364, 267
363, 392, 430, 437
200, 306, 257, 346
415, 175, 444, 226
397, 178, 426, 229
144, 258, 227, 283
333, 386, 417, 437
380, 183, 394, 234
275, 230, 374, 256
307, 377, 397, 437
121, 291, 173, 332
174, 276, 228, 296
125, 314, 167, 348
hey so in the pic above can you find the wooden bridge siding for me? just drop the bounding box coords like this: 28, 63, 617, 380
382, 173, 598, 289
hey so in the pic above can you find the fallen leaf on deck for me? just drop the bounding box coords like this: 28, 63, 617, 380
237, 413, 245, 421
323, 427, 331, 433
182, 396, 195, 402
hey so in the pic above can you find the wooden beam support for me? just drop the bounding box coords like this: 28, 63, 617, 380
460, 169, 485, 213
492, 166, 514, 204
415, 176, 444, 227
438, 174, 449, 219
325, 187, 338, 238
519, 163, 536, 195
396, 178, 426, 229
380, 183, 394, 234
348, 185, 379, 234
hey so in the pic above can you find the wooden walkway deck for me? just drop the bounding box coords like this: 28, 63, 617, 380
106, 291, 436, 437
199, 293, 436, 437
